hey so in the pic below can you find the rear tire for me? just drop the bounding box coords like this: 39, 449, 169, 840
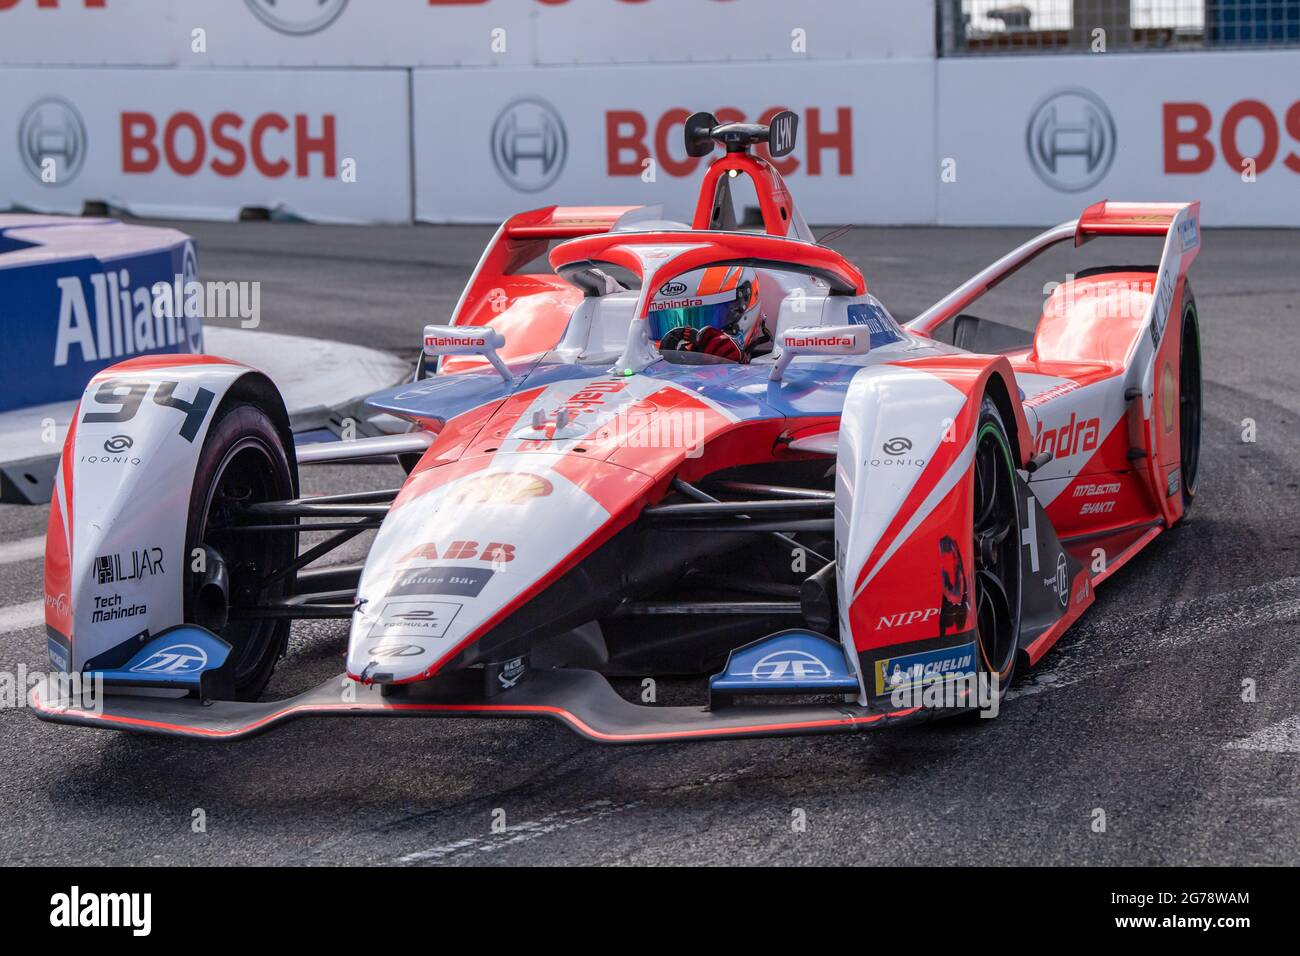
1177, 285, 1202, 516
971, 399, 1021, 699
185, 403, 296, 701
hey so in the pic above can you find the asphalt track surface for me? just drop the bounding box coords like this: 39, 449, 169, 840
2, 220, 1298, 866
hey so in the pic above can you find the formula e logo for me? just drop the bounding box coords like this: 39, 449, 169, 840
103, 435, 133, 454
751, 650, 832, 681
244, 0, 349, 35
131, 643, 208, 675
659, 281, 688, 297
1026, 89, 1116, 193
491, 98, 568, 193
19, 97, 87, 185
882, 436, 912, 455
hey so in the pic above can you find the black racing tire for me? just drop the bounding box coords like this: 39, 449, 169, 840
1177, 284, 1202, 517
971, 398, 1022, 699
184, 402, 296, 701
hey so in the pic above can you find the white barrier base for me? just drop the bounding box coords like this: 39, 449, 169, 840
0, 328, 410, 503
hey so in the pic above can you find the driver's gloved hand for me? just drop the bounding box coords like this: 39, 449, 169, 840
659, 326, 745, 363
693, 327, 745, 363
659, 326, 696, 352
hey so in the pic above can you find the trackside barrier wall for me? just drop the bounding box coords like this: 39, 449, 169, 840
1, 2, 1298, 226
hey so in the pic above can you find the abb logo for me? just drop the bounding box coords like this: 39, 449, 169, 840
1165, 100, 1300, 175
121, 112, 338, 178
606, 107, 852, 177
0, 0, 105, 8
400, 541, 516, 563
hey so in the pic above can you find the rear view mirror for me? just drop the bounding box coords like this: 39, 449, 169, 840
423, 325, 512, 383
769, 325, 870, 381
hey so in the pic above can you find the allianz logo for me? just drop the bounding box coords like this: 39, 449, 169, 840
53, 269, 203, 367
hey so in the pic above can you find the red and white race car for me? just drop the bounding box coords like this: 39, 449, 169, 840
34, 111, 1202, 742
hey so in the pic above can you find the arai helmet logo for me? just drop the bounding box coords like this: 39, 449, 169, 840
659, 281, 688, 297
131, 644, 209, 675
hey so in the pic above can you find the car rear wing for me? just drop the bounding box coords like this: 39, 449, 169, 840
907, 200, 1200, 338
448, 204, 653, 329
1074, 200, 1200, 244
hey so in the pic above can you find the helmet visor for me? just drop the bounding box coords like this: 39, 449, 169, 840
647, 300, 734, 342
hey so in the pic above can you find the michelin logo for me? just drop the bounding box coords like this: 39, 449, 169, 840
874, 642, 977, 696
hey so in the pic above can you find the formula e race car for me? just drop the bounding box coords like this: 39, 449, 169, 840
33, 111, 1203, 743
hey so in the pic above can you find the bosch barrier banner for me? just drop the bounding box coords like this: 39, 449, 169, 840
0, 0, 933, 67
0, 68, 411, 222
936, 49, 1300, 227
411, 60, 936, 225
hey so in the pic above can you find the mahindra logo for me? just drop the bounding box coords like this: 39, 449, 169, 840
19, 97, 87, 185
491, 97, 567, 193
244, 0, 349, 35
425, 336, 485, 348
103, 435, 133, 454
787, 336, 852, 348
1026, 89, 1117, 193
882, 436, 912, 455
659, 281, 688, 297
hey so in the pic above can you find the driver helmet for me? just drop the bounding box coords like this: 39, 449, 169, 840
647, 266, 764, 360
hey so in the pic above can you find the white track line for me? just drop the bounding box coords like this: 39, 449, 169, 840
397, 799, 644, 864
0, 535, 44, 566
1225, 716, 1300, 755
0, 600, 43, 635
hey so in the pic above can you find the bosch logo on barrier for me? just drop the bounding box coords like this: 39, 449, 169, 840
1164, 99, 1300, 176
244, 0, 349, 35
607, 106, 852, 178
1026, 89, 1117, 193
121, 112, 337, 179
491, 98, 568, 193
18, 97, 87, 186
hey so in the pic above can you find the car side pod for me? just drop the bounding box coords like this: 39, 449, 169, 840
88, 624, 235, 702
709, 630, 860, 707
